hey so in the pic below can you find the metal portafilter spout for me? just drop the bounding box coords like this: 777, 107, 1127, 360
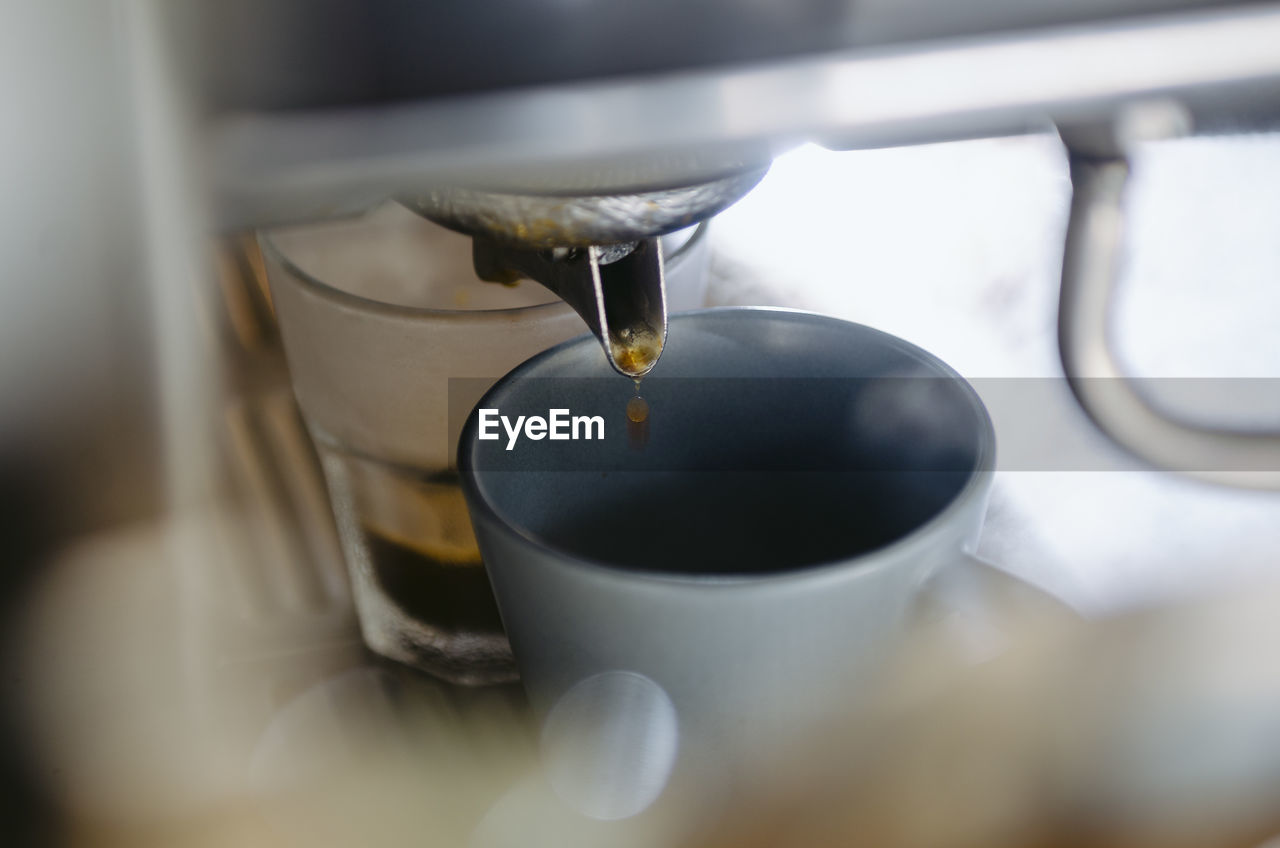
400, 166, 768, 378
473, 238, 666, 379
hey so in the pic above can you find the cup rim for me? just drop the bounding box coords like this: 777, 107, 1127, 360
258, 213, 707, 321
458, 307, 997, 588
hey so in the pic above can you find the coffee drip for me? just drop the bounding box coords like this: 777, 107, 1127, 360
627, 384, 650, 450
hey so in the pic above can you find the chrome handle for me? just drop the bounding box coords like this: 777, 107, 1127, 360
1058, 148, 1280, 489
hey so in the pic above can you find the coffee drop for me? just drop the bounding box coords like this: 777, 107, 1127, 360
627, 393, 650, 450
626, 395, 649, 424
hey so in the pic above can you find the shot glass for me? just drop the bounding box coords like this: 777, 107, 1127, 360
261, 202, 708, 684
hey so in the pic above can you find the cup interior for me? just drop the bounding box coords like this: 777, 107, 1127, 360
460, 309, 993, 577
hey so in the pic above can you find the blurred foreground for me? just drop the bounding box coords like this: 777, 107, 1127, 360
8, 511, 1280, 848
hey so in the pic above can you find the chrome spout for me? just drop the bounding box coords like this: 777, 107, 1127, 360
472, 237, 667, 379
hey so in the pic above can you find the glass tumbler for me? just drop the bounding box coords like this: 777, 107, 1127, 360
261, 203, 708, 685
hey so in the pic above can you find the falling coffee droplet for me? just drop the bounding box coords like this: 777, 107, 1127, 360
626, 395, 649, 424
627, 392, 650, 450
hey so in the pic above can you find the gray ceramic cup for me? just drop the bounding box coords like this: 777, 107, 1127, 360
458, 308, 1000, 818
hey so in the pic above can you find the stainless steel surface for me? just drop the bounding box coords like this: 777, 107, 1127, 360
195, 0, 1249, 113
400, 171, 752, 377
208, 3, 1280, 229
399, 168, 759, 376
472, 238, 667, 379
402, 169, 768, 250
1058, 149, 1280, 490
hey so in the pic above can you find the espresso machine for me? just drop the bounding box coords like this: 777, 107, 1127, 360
203, 0, 1280, 484
6, 1, 1280, 844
